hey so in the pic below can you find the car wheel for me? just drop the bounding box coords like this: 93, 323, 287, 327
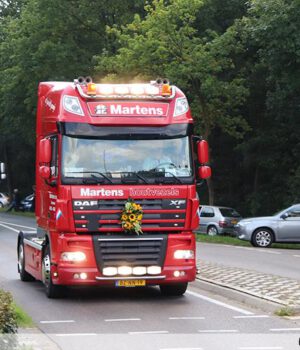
160, 283, 188, 296
207, 225, 218, 236
0, 202, 3, 208
18, 239, 35, 281
42, 245, 64, 298
251, 228, 274, 248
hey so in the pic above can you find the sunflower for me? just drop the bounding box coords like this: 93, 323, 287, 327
121, 214, 128, 221
120, 198, 143, 235
129, 213, 137, 222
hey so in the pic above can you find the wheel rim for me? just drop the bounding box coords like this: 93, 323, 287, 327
208, 227, 217, 236
255, 231, 272, 247
42, 253, 51, 287
18, 244, 24, 272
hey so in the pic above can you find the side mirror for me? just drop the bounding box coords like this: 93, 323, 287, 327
280, 212, 289, 220
39, 165, 51, 179
198, 165, 211, 179
39, 139, 52, 163
197, 140, 209, 164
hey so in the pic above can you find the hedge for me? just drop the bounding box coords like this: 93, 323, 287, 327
0, 289, 18, 349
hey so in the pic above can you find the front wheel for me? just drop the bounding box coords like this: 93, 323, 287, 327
18, 239, 35, 281
251, 228, 274, 248
160, 283, 188, 296
42, 245, 64, 298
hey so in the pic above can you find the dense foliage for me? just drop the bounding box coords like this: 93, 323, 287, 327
0, 289, 18, 349
0, 0, 299, 216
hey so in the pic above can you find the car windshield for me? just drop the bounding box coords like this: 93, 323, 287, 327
61, 135, 192, 184
219, 208, 241, 217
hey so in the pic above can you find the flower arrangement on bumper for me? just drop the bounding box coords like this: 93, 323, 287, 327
121, 199, 143, 235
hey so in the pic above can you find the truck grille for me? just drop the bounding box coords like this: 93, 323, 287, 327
93, 236, 167, 268
73, 198, 186, 233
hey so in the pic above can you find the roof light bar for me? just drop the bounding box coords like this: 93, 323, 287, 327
75, 82, 175, 100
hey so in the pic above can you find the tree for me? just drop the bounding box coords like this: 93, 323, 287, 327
0, 0, 145, 194
95, 0, 249, 204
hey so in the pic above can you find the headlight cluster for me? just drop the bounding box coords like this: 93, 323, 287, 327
60, 251, 86, 262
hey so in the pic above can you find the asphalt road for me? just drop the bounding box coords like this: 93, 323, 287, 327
0, 213, 299, 350
196, 242, 300, 280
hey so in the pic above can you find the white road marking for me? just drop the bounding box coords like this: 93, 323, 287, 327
0, 220, 35, 230
186, 290, 253, 315
0, 223, 20, 232
233, 315, 270, 319
270, 327, 300, 332
169, 317, 205, 320
55, 333, 97, 337
233, 246, 281, 255
160, 348, 203, 350
239, 347, 283, 350
105, 318, 141, 322
129, 330, 169, 335
293, 255, 300, 258
198, 329, 238, 333
40, 320, 75, 324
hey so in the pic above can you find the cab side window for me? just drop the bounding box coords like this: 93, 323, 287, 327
50, 136, 58, 177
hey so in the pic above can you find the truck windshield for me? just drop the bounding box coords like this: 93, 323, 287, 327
61, 136, 193, 184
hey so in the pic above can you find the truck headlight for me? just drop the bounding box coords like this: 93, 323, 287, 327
174, 250, 194, 259
61, 251, 86, 262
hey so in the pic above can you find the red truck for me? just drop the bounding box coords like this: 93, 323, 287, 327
17, 77, 211, 298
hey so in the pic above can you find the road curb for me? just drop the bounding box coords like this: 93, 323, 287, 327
195, 277, 300, 314
18, 328, 61, 350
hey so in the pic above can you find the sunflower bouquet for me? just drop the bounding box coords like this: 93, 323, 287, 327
121, 198, 143, 235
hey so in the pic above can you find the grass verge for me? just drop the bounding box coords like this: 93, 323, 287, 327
196, 233, 300, 249
275, 306, 295, 317
0, 208, 35, 217
13, 303, 34, 328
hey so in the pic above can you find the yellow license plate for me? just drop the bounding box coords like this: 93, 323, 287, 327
231, 219, 238, 224
115, 280, 146, 287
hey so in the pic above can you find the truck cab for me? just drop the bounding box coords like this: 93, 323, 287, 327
17, 78, 210, 298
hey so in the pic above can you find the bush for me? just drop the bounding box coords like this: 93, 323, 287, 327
0, 289, 18, 350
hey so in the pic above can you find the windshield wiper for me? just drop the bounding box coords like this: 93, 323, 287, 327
158, 171, 182, 184
90, 172, 113, 184
120, 172, 149, 184
64, 171, 113, 184
139, 170, 182, 184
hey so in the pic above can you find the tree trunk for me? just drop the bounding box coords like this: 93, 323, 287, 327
206, 178, 214, 205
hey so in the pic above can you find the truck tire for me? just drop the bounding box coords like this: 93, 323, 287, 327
160, 283, 188, 296
18, 239, 35, 281
42, 245, 64, 298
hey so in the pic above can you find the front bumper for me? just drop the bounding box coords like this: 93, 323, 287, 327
52, 264, 196, 286
234, 225, 252, 241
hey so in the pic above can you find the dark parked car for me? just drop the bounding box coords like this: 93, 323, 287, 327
235, 204, 300, 247
196, 205, 242, 236
20, 194, 35, 212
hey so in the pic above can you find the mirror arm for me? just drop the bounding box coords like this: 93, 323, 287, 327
45, 179, 57, 187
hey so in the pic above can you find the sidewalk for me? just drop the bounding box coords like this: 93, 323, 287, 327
196, 259, 300, 311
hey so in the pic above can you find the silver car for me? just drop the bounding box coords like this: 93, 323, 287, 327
0, 192, 9, 208
236, 204, 300, 247
197, 205, 242, 236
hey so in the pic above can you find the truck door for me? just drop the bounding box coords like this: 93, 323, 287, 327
47, 136, 58, 230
